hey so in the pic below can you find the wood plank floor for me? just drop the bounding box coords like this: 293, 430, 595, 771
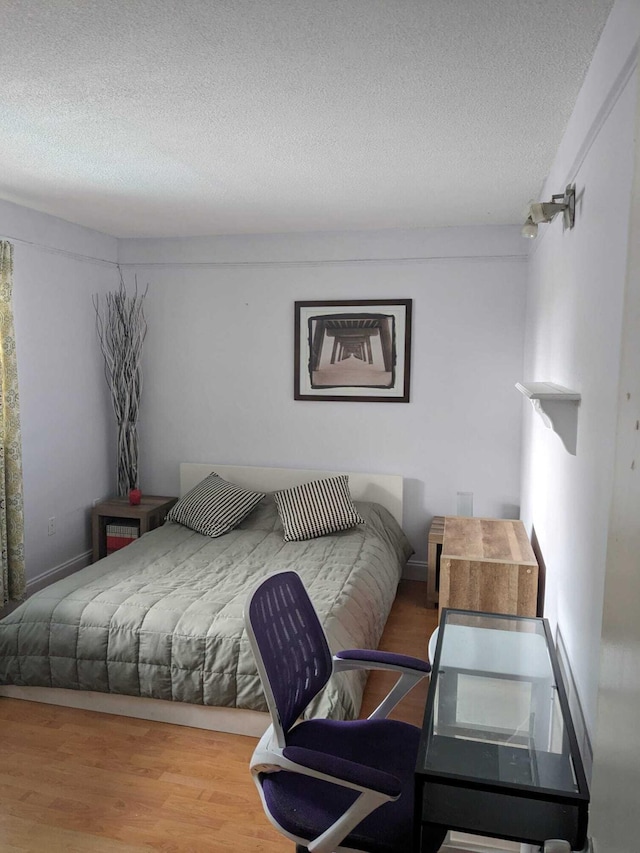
0, 580, 437, 852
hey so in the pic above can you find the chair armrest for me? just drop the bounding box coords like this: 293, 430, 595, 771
282, 745, 402, 798
334, 649, 430, 720
334, 649, 431, 674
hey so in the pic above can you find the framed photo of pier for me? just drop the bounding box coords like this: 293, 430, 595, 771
294, 299, 412, 402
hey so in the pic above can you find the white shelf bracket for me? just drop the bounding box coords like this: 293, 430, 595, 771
516, 382, 581, 455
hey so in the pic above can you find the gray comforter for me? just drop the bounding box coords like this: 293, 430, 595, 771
0, 498, 412, 720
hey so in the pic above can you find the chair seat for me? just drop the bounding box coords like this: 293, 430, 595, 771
261, 718, 446, 853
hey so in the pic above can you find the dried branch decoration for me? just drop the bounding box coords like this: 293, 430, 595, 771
94, 269, 148, 496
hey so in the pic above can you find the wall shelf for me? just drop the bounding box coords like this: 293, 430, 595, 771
516, 382, 581, 455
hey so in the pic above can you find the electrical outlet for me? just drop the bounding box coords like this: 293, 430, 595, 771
456, 491, 474, 516
47, 516, 56, 536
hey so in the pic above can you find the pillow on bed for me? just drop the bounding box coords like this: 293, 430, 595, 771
166, 472, 265, 537
273, 475, 365, 542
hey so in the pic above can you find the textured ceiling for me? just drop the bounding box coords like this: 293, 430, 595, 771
0, 0, 614, 238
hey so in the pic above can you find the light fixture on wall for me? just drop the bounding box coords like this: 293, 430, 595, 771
521, 184, 576, 238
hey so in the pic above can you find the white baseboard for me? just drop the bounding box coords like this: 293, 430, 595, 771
403, 557, 426, 581
26, 550, 92, 596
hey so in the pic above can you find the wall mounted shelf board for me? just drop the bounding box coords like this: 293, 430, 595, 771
516, 382, 581, 455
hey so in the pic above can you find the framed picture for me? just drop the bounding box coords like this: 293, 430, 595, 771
294, 299, 412, 402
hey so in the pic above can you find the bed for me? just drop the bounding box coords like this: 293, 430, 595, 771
0, 464, 410, 736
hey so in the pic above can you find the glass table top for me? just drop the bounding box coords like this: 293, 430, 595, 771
418, 610, 586, 796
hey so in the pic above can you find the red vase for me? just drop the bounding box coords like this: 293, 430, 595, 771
129, 488, 142, 506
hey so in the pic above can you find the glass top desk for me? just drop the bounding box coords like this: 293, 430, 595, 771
415, 610, 589, 851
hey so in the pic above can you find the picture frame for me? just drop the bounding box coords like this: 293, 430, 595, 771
294, 299, 412, 402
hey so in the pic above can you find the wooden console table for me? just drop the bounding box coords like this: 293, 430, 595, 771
438, 516, 538, 618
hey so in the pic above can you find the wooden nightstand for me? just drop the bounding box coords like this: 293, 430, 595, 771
438, 516, 539, 618
91, 495, 178, 562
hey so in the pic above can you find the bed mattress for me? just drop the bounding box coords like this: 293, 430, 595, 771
0, 497, 412, 720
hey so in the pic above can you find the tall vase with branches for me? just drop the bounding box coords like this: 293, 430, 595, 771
94, 270, 148, 497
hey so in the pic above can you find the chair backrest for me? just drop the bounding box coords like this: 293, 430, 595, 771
245, 571, 333, 745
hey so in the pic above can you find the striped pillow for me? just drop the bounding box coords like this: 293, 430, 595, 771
273, 475, 365, 542
166, 472, 265, 537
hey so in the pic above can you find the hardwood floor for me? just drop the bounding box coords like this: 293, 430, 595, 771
0, 580, 437, 852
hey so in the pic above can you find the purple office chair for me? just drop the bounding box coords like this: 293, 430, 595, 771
245, 570, 447, 853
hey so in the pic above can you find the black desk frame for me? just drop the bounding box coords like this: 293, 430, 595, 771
414, 609, 590, 851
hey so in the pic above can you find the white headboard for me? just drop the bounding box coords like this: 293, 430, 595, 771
179, 463, 404, 527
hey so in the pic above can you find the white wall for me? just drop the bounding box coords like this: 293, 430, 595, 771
119, 225, 527, 566
520, 0, 639, 744
0, 197, 528, 586
0, 199, 119, 586
589, 44, 640, 852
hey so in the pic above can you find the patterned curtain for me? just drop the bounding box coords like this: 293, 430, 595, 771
0, 241, 25, 605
